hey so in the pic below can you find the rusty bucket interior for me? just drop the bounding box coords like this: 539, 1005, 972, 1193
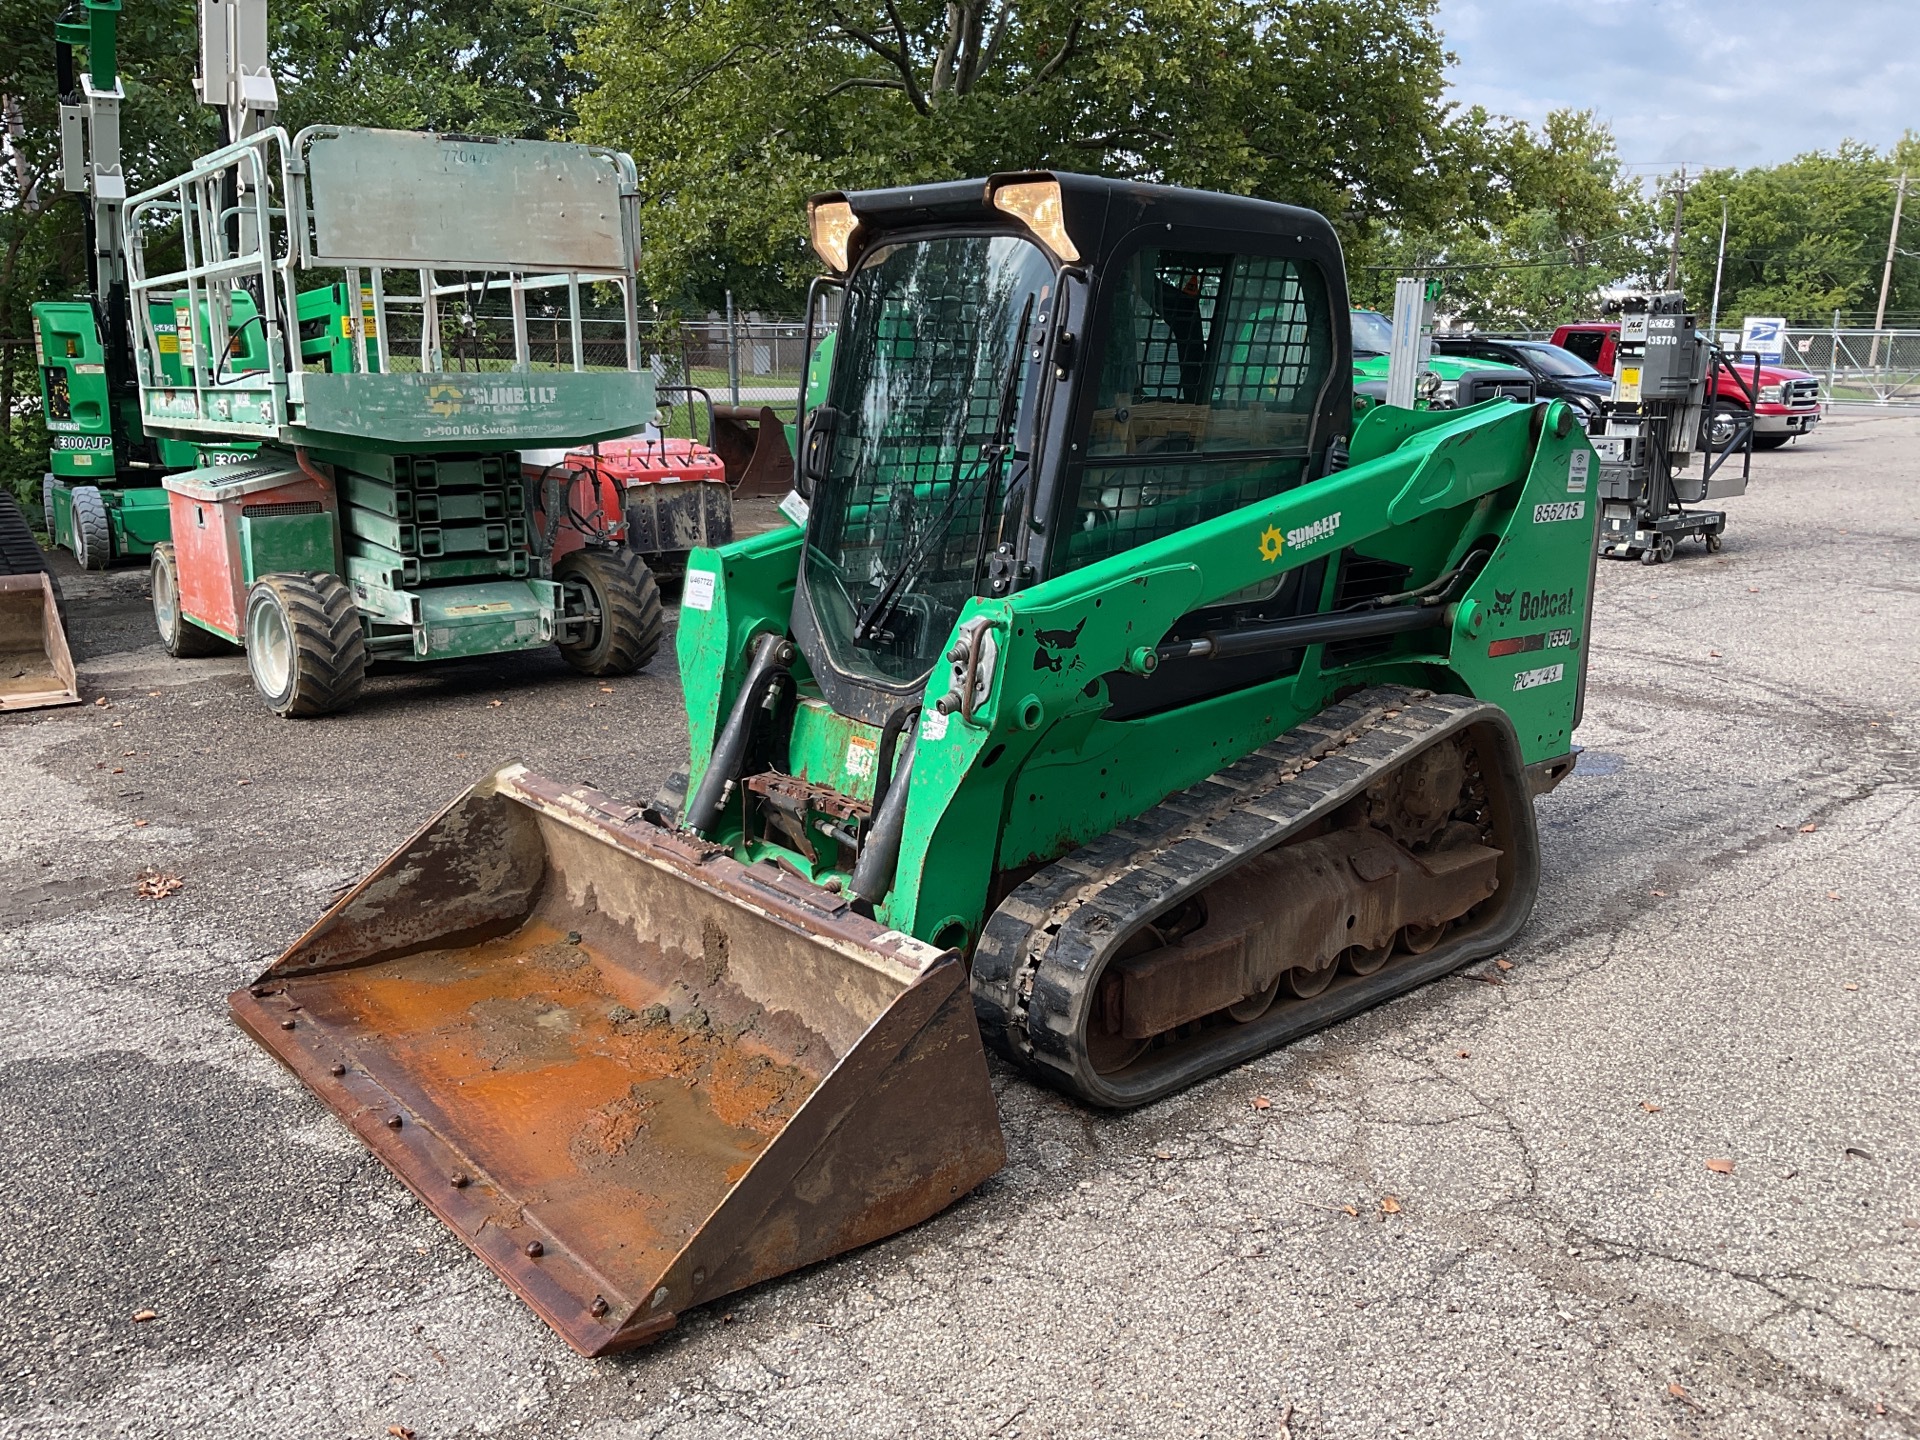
0, 573, 79, 712
231, 766, 1003, 1356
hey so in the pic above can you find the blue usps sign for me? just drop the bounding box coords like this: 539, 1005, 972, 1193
1740, 316, 1786, 361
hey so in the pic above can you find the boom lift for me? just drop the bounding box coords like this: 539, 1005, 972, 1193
234, 175, 1601, 1352
31, 0, 255, 568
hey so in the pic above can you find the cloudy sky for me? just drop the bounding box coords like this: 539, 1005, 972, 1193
1437, 0, 1920, 174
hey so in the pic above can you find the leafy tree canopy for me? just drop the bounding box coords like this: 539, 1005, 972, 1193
575, 0, 1470, 312
1678, 134, 1920, 326
1350, 107, 1662, 328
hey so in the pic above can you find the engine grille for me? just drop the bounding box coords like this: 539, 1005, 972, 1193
1785, 378, 1821, 406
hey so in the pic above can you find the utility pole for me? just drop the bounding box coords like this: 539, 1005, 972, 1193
1871, 170, 1908, 367
1664, 166, 1687, 292
1708, 198, 1729, 339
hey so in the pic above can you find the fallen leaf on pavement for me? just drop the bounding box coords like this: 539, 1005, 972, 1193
387, 1428, 415, 1440
1341, 1204, 1359, 1218
487, 699, 503, 708
1844, 1147, 1875, 1162
1826, 891, 1841, 901
133, 818, 149, 828
1641, 1101, 1662, 1113
131, 1310, 157, 1323
135, 869, 182, 900
94, 697, 110, 708
1650, 889, 1669, 897
1799, 823, 1818, 833
1709, 650, 1721, 658
1251, 1096, 1272, 1110
1667, 1381, 1703, 1411
1843, 983, 1859, 992
1380, 1196, 1401, 1214
1705, 1157, 1734, 1175
599, 685, 614, 693
1495, 959, 1513, 971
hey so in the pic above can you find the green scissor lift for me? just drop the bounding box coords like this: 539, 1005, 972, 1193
125, 124, 663, 714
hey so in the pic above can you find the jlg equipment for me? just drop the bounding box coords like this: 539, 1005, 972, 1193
235, 175, 1599, 1352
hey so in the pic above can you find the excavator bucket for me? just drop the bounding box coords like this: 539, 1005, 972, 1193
231, 766, 1004, 1356
0, 573, 80, 712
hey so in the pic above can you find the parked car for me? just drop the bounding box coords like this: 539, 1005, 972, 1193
1350, 310, 1535, 410
1550, 322, 1821, 449
1431, 336, 1612, 414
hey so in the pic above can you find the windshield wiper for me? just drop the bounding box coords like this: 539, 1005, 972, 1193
853, 293, 1035, 648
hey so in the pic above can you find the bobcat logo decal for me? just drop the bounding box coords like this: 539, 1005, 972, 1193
1490, 588, 1515, 618
1032, 616, 1087, 673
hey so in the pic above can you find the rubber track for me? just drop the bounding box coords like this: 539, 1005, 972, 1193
0, 492, 48, 577
971, 684, 1539, 1108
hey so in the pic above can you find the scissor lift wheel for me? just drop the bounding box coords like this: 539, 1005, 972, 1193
555, 547, 663, 677
150, 543, 228, 657
244, 572, 367, 717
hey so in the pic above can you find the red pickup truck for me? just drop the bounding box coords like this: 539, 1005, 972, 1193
1550, 322, 1822, 449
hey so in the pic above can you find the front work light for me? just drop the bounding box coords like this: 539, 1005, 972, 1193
809, 199, 859, 273
990, 179, 1081, 263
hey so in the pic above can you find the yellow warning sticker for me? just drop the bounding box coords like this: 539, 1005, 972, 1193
443, 601, 515, 616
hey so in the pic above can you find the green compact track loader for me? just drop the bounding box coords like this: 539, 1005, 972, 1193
235, 174, 1600, 1354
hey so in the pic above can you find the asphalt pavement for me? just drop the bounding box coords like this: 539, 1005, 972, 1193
1, 415, 1915, 1439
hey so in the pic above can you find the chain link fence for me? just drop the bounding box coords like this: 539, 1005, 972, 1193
1782, 328, 1920, 409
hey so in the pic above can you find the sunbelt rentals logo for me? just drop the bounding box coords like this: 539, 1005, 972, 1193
1260, 511, 1342, 562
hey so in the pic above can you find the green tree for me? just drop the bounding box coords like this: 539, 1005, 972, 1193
1678, 135, 1920, 326
574, 0, 1467, 312
1352, 108, 1661, 328
272, 0, 584, 138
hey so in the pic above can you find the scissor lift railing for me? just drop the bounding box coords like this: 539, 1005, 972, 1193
125, 124, 651, 453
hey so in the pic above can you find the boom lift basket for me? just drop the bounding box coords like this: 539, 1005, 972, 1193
231, 765, 1004, 1355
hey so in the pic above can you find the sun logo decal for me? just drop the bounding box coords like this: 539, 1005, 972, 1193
1258, 525, 1285, 562
427, 382, 465, 418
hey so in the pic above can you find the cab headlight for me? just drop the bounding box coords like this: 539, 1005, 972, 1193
1757, 383, 1784, 403
808, 197, 860, 273
989, 176, 1081, 263
1428, 377, 1459, 408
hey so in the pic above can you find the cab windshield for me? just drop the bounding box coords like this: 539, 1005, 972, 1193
1351, 309, 1395, 356
804, 233, 1052, 686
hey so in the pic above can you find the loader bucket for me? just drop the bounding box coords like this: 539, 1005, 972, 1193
231, 766, 1004, 1356
0, 574, 80, 712
709, 403, 795, 496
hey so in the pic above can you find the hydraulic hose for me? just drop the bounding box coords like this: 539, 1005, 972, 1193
850, 729, 917, 906
684, 632, 794, 836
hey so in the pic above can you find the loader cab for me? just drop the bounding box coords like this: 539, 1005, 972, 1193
794, 173, 1351, 725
